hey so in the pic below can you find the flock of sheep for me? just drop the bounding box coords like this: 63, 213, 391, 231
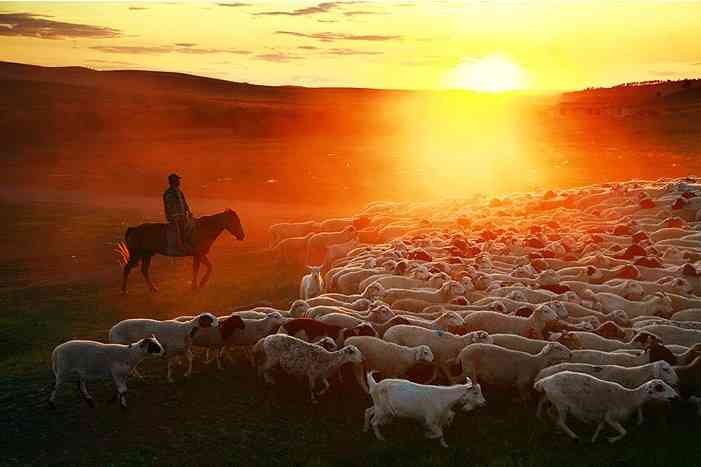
49, 177, 701, 448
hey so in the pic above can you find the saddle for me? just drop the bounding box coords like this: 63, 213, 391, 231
165, 217, 196, 256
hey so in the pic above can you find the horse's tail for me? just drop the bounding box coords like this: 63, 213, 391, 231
115, 227, 135, 266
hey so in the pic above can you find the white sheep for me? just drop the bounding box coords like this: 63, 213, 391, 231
49, 336, 164, 409
534, 371, 678, 443
535, 361, 678, 390
381, 281, 466, 305
638, 324, 701, 348
384, 325, 492, 381
252, 333, 362, 403
570, 349, 649, 367
300, 266, 324, 299
344, 336, 434, 393
462, 304, 559, 339
109, 313, 218, 382
269, 221, 318, 247
457, 342, 571, 397
364, 371, 486, 448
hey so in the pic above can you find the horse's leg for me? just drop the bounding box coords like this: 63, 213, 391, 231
141, 255, 158, 292
121, 254, 141, 295
192, 256, 201, 291
199, 255, 213, 288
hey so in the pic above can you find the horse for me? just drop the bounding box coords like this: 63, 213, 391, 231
116, 209, 244, 294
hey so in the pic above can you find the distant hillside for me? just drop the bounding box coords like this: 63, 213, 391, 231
560, 78, 701, 107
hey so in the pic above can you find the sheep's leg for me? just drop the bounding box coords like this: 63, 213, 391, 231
48, 377, 61, 409
167, 358, 175, 383
140, 255, 158, 292
199, 255, 213, 289
536, 395, 547, 419
424, 365, 439, 384
591, 421, 605, 443
112, 371, 129, 410
424, 420, 448, 448
215, 347, 223, 370
554, 406, 579, 440
370, 410, 389, 441
308, 375, 319, 403
636, 407, 644, 426
316, 378, 331, 397
354, 364, 369, 394
363, 407, 375, 432
131, 366, 145, 380
184, 349, 194, 377
604, 414, 627, 443
78, 379, 95, 408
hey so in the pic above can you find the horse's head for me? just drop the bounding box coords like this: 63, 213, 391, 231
223, 208, 245, 240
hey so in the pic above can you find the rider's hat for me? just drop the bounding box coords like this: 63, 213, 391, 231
168, 173, 181, 183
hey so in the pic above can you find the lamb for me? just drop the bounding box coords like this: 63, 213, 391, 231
638, 324, 701, 348
323, 238, 359, 270
569, 349, 649, 367
218, 313, 285, 366
252, 334, 363, 403
364, 371, 486, 448
49, 336, 164, 410
186, 315, 246, 369
300, 266, 324, 299
108, 313, 219, 382
587, 291, 673, 318
307, 226, 357, 264
536, 361, 678, 391
370, 316, 412, 338
381, 281, 466, 305
273, 233, 313, 265
304, 296, 370, 310
457, 342, 571, 397
534, 371, 678, 443
384, 325, 492, 381
491, 332, 582, 354
461, 304, 559, 339
344, 336, 434, 393
269, 221, 318, 247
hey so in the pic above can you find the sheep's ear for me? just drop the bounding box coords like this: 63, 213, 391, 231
464, 377, 473, 388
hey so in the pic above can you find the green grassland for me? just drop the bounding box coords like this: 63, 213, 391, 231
2, 198, 701, 467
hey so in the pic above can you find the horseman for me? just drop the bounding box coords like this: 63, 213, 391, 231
163, 173, 194, 252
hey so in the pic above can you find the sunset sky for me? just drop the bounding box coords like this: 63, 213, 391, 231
1, 0, 700, 91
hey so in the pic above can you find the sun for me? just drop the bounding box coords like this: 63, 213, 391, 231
450, 55, 527, 92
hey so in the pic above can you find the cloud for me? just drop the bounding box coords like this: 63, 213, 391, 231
175, 42, 197, 47
87, 59, 135, 66
0, 12, 120, 39
343, 10, 386, 16
217, 2, 251, 6
253, 1, 361, 16
317, 19, 339, 23
298, 45, 319, 50
90, 45, 251, 55
276, 31, 401, 42
254, 52, 305, 62
128, 6, 148, 10
324, 47, 383, 55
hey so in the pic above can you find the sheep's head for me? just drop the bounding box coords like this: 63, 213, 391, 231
644, 380, 679, 403
506, 290, 527, 302
267, 312, 285, 325
435, 311, 464, 331
459, 380, 487, 412
315, 336, 337, 352
307, 265, 322, 278
534, 304, 559, 323
364, 282, 386, 299
659, 276, 694, 295
465, 330, 492, 345
220, 315, 246, 339
289, 299, 310, 317
368, 303, 394, 322
584, 266, 605, 282
546, 301, 569, 319
538, 269, 561, 286
472, 273, 492, 291
555, 331, 583, 350
622, 281, 645, 301
341, 345, 363, 364
608, 309, 631, 327
597, 321, 626, 340
442, 280, 466, 299
414, 345, 434, 364
542, 342, 572, 363
196, 312, 219, 329
223, 208, 245, 240
490, 301, 508, 314
631, 331, 662, 349
652, 292, 673, 317
352, 298, 372, 311
138, 335, 164, 356
653, 361, 679, 387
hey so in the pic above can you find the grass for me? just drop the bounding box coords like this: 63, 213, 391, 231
2, 198, 701, 466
